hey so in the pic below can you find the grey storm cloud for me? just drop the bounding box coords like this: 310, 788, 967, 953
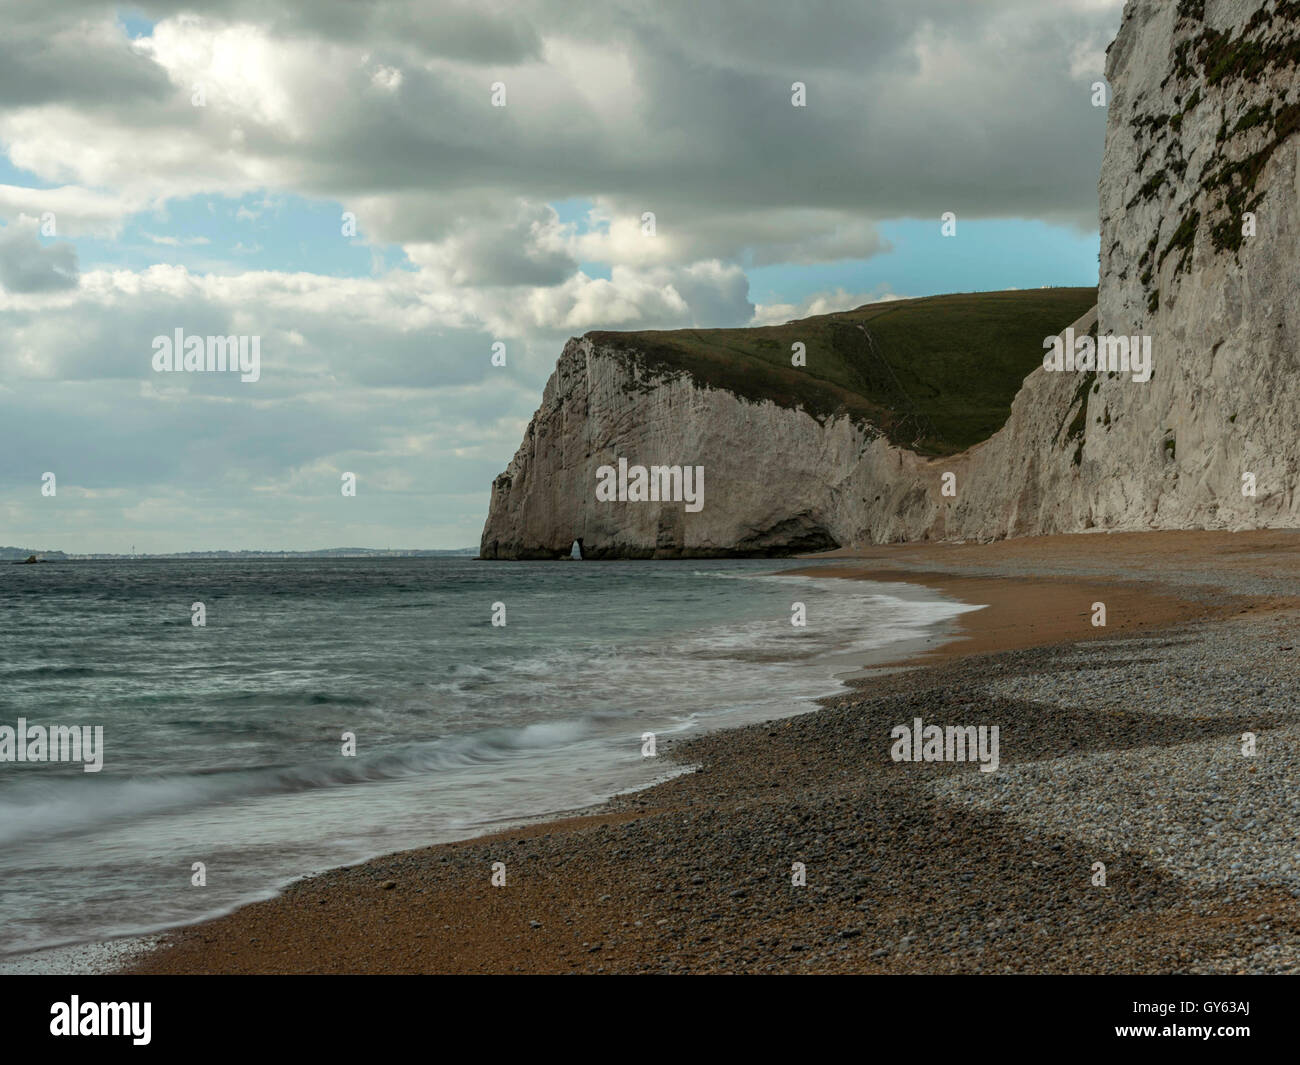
0, 14, 172, 109
0, 0, 544, 64
143, 0, 545, 63
0, 226, 79, 292
427, 205, 580, 287
0, 0, 1120, 240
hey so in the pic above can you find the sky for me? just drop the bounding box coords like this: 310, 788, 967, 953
1, 0, 1122, 552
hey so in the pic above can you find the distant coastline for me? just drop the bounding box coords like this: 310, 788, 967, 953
0, 547, 477, 561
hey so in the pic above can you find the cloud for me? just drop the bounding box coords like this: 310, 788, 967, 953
0, 12, 171, 108
0, 184, 147, 238
516, 261, 753, 333
0, 1, 1121, 253
0, 224, 79, 293
143, 233, 211, 246
751, 287, 901, 326
0, 0, 1123, 549
402, 201, 578, 286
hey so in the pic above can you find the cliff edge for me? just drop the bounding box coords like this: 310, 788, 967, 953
482, 0, 1300, 559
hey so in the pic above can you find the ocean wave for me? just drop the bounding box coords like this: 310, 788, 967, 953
0, 714, 605, 847
0, 665, 108, 678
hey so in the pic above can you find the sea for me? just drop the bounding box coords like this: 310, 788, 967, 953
0, 557, 980, 964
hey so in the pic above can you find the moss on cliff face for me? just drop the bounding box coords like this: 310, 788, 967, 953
1132, 0, 1300, 309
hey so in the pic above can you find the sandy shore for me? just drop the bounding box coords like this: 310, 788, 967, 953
130, 530, 1300, 974
784, 568, 1209, 664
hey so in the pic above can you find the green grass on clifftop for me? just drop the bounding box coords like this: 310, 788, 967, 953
587, 287, 1097, 456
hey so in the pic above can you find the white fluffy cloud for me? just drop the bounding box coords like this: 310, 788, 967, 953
751, 288, 901, 327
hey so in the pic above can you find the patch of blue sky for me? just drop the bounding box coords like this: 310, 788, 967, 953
549, 197, 603, 233
746, 218, 1100, 310
115, 10, 156, 40
35, 189, 414, 277
0, 155, 59, 190
548, 197, 610, 278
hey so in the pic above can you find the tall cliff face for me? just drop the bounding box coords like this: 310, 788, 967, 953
479, 336, 904, 559
481, 0, 1300, 559
1086, 0, 1300, 529
479, 303, 1100, 559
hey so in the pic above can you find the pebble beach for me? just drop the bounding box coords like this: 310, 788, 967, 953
130, 530, 1300, 975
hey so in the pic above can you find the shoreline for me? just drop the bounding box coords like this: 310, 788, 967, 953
782, 565, 1216, 666
118, 529, 1300, 974
0, 565, 972, 975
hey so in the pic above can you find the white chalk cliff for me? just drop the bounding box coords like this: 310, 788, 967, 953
481, 0, 1300, 559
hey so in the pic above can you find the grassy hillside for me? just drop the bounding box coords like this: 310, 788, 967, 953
588, 287, 1097, 456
